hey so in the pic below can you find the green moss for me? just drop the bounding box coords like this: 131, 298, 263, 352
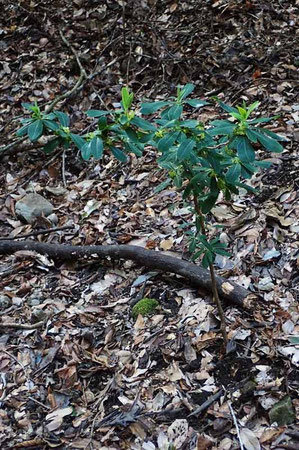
132, 298, 159, 320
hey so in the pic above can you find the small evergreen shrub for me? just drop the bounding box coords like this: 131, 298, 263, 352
17, 85, 286, 343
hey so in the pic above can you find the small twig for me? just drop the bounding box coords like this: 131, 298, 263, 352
228, 400, 245, 450
0, 225, 74, 241
62, 149, 67, 187
122, 1, 126, 51
27, 396, 51, 410
0, 321, 44, 330
188, 389, 223, 417
0, 136, 27, 156
45, 29, 88, 113
0, 349, 28, 377
59, 29, 88, 78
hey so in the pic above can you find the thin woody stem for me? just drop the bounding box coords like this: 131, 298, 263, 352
193, 194, 228, 345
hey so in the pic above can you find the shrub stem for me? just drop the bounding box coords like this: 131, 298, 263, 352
193, 195, 228, 345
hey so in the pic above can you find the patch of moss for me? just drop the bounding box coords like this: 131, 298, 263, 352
132, 298, 159, 320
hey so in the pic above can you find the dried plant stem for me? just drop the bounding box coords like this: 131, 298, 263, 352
193, 194, 228, 345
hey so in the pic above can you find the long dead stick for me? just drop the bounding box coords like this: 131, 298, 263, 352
0, 240, 256, 309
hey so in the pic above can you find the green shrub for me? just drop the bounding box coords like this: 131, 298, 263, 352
17, 85, 287, 343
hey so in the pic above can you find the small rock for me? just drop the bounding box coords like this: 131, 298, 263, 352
32, 309, 48, 322
15, 194, 53, 224
0, 295, 12, 309
269, 396, 295, 426
45, 186, 67, 196
47, 213, 58, 225
27, 298, 43, 307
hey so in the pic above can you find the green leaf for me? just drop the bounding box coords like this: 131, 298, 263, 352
288, 336, 299, 345
162, 104, 183, 121
157, 131, 180, 152
110, 146, 127, 162
131, 116, 156, 131
154, 178, 172, 193
177, 138, 195, 161
250, 129, 283, 153
97, 116, 108, 130
248, 116, 276, 124
246, 101, 260, 116
121, 87, 133, 111
191, 248, 205, 261
43, 120, 60, 131
86, 110, 111, 118
226, 163, 241, 183
216, 100, 238, 114
214, 247, 230, 257
245, 128, 258, 143
43, 138, 61, 154
202, 252, 213, 269
16, 123, 31, 137
70, 133, 86, 150
28, 120, 43, 141
209, 123, 236, 136
173, 174, 182, 188
81, 137, 104, 160
54, 111, 70, 127
235, 136, 255, 162
230, 112, 243, 120
186, 99, 208, 108
125, 141, 143, 156
140, 101, 170, 115
179, 83, 195, 100
259, 128, 288, 141
235, 181, 257, 193
255, 160, 272, 169
201, 194, 218, 214
43, 113, 56, 120
179, 119, 198, 128
22, 102, 36, 112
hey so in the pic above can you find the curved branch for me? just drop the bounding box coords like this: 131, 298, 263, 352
0, 240, 257, 309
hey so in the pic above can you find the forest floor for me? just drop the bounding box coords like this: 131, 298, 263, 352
0, 1, 298, 449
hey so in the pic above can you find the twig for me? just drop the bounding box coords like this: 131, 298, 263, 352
45, 29, 89, 113
0, 136, 27, 156
228, 400, 245, 450
122, 1, 126, 51
27, 396, 51, 410
0, 240, 257, 309
59, 29, 88, 78
0, 349, 28, 377
0, 321, 44, 330
188, 389, 223, 417
0, 225, 73, 241
62, 149, 67, 187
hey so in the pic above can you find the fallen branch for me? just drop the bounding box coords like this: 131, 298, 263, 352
0, 241, 257, 309
0, 321, 44, 330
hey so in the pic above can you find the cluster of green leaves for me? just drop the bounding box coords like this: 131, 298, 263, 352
17, 84, 286, 267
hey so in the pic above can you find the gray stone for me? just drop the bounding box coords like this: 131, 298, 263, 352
45, 186, 67, 196
15, 194, 53, 224
0, 295, 12, 309
269, 396, 295, 426
32, 309, 48, 322
27, 298, 42, 307
47, 213, 58, 225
